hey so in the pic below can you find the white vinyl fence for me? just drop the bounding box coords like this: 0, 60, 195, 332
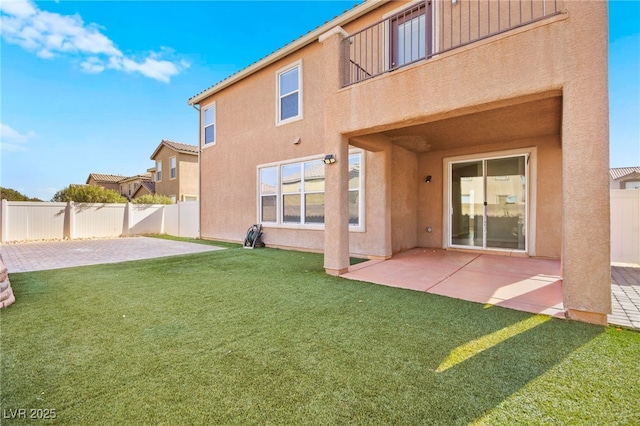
610, 189, 640, 265
0, 200, 199, 243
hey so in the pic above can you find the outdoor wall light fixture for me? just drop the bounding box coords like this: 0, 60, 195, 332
425, 175, 432, 183
324, 154, 337, 165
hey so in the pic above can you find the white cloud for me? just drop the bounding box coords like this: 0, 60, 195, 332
81, 56, 105, 73
0, 0, 188, 82
0, 0, 36, 18
0, 123, 37, 152
111, 56, 183, 84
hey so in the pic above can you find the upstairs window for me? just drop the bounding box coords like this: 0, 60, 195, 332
203, 103, 216, 146
277, 61, 302, 125
391, 3, 427, 69
170, 156, 177, 179
156, 161, 162, 182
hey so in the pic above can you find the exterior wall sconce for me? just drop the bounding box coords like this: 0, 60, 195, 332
425, 175, 432, 183
324, 154, 336, 165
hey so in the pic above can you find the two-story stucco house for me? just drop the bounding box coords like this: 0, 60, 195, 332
150, 140, 199, 203
86, 173, 127, 193
118, 174, 153, 200
188, 0, 610, 324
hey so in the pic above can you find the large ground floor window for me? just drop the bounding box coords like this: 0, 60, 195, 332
258, 151, 363, 228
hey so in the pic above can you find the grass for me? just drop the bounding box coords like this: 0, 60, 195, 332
1, 242, 639, 424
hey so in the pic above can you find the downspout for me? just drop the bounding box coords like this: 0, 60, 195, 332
191, 102, 201, 239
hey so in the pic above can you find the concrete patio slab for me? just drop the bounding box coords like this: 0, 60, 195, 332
343, 248, 640, 328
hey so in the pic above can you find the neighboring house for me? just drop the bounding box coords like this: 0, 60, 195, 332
188, 1, 610, 324
610, 167, 640, 190
86, 173, 127, 193
149, 140, 199, 203
131, 181, 156, 200
119, 174, 153, 200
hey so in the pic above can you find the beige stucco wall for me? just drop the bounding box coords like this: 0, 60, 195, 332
132, 185, 152, 199
154, 146, 179, 200
391, 145, 418, 253
153, 146, 198, 202
199, 42, 328, 245
195, 0, 610, 321
177, 153, 199, 200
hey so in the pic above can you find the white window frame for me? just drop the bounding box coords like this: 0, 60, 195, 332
156, 161, 162, 182
443, 147, 537, 255
382, 0, 438, 72
170, 156, 177, 180
276, 60, 303, 126
202, 102, 216, 148
256, 150, 364, 231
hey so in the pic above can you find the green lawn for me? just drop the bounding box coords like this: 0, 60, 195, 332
1, 242, 638, 424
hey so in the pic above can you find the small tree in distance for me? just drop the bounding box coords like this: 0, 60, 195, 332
0, 187, 42, 201
52, 185, 127, 203
132, 194, 174, 205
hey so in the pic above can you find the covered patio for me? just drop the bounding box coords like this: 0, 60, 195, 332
343, 249, 564, 318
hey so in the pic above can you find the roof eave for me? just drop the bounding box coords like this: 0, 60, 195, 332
187, 0, 389, 106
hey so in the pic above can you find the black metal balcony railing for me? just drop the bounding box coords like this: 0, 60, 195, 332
343, 0, 561, 87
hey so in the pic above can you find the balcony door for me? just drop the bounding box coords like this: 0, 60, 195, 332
390, 2, 431, 69
450, 155, 527, 251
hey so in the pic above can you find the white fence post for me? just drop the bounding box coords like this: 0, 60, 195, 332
123, 202, 131, 236
63, 201, 74, 240
1, 199, 7, 243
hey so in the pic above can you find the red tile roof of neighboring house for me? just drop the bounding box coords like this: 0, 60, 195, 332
132, 181, 156, 198
610, 167, 640, 180
119, 173, 153, 183
86, 173, 128, 184
141, 181, 156, 193
150, 139, 199, 159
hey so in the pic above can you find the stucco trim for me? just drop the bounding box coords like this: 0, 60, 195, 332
318, 26, 348, 43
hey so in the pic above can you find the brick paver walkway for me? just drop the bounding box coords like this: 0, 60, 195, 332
609, 265, 640, 329
0, 237, 224, 273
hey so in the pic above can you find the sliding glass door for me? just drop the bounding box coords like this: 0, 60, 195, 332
450, 155, 527, 251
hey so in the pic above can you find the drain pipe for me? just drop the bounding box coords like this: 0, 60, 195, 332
191, 103, 202, 239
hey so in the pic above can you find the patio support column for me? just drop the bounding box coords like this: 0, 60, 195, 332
320, 26, 350, 275
560, 1, 610, 325
324, 135, 351, 275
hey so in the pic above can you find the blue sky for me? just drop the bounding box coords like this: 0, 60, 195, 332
1, 0, 638, 201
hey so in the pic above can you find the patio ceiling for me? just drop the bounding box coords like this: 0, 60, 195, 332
381, 96, 562, 153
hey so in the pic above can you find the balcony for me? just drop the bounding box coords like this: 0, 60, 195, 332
343, 0, 561, 87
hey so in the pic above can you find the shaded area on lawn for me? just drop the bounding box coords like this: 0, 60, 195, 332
1, 245, 638, 424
